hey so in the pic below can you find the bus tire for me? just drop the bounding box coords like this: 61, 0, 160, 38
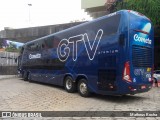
28, 72, 32, 82
154, 78, 158, 87
24, 71, 28, 81
64, 76, 76, 93
78, 79, 90, 97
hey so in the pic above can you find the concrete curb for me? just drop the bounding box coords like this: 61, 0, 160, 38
0, 75, 17, 80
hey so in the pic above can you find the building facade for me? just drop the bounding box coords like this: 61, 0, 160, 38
81, 0, 117, 18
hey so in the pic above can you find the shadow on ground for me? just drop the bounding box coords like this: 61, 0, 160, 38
18, 78, 150, 103
91, 93, 148, 103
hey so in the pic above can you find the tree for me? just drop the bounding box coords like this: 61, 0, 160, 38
114, 0, 160, 26
5, 42, 20, 52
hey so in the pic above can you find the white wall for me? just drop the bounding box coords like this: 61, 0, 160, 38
81, 0, 107, 9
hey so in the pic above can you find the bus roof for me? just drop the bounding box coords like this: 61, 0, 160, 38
24, 10, 149, 46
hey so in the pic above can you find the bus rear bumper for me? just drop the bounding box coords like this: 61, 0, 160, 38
95, 84, 152, 96
125, 84, 152, 95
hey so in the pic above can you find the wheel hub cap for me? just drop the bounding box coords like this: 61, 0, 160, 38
66, 79, 72, 90
80, 83, 87, 94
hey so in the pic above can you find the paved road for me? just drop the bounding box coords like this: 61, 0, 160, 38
0, 77, 160, 119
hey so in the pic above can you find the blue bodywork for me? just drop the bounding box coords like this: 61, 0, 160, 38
18, 10, 154, 95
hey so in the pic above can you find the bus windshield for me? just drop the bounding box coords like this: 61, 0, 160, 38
129, 11, 153, 47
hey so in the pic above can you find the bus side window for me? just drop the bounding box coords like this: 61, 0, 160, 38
44, 37, 54, 48
36, 43, 42, 51
26, 44, 32, 51
42, 43, 45, 49
119, 34, 125, 46
20, 47, 24, 54
31, 44, 35, 51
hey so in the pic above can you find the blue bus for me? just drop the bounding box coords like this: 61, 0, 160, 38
18, 10, 154, 97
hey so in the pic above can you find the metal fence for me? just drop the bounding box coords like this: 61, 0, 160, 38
0, 51, 19, 66
0, 51, 19, 75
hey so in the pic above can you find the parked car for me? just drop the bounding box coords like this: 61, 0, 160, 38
153, 70, 160, 87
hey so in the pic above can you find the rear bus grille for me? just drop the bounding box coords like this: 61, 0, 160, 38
98, 69, 116, 91
132, 45, 152, 67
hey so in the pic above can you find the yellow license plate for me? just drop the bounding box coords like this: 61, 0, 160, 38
147, 68, 151, 72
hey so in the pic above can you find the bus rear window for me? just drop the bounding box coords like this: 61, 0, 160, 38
129, 12, 152, 35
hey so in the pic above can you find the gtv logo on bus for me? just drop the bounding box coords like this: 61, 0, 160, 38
57, 29, 103, 62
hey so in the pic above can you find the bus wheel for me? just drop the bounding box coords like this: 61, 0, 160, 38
78, 79, 90, 97
24, 71, 28, 81
28, 72, 32, 82
154, 78, 158, 87
64, 76, 76, 93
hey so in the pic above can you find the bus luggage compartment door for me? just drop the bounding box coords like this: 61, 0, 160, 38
98, 55, 117, 91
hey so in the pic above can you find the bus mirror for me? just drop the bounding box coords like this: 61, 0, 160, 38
119, 34, 125, 46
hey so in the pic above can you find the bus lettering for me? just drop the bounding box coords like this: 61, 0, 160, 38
134, 34, 151, 44
69, 35, 83, 61
57, 39, 70, 62
57, 29, 103, 62
83, 29, 103, 60
29, 53, 41, 59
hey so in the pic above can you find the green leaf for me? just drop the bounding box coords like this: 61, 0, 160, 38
115, 0, 160, 26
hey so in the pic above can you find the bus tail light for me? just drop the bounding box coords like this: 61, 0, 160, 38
128, 86, 137, 91
123, 61, 132, 82
150, 64, 154, 83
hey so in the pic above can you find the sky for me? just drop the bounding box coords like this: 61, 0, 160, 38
0, 0, 92, 30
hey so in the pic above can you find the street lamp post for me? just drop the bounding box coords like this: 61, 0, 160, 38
28, 3, 32, 26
